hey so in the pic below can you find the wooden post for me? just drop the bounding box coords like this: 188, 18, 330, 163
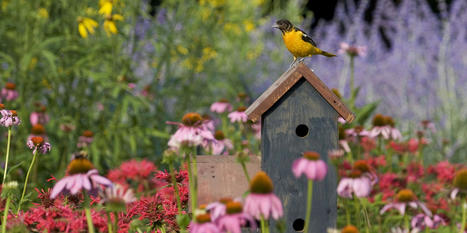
246, 63, 354, 232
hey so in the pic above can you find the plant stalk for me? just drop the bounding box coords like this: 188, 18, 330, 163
2, 128, 12, 185
1, 197, 10, 233
303, 180, 313, 233
17, 150, 38, 214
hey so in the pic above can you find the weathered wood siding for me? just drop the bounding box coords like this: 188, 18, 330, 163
261, 78, 338, 233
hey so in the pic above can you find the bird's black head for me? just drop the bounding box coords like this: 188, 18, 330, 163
272, 19, 293, 33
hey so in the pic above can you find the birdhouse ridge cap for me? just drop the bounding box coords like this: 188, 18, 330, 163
245, 63, 355, 123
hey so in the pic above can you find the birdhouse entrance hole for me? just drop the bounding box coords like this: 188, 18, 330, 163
295, 124, 309, 137
292, 218, 305, 232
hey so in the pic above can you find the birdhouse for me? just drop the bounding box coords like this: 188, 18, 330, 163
245, 63, 354, 232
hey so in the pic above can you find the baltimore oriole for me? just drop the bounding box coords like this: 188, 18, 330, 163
273, 19, 336, 67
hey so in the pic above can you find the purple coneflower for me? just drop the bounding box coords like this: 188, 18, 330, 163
346, 126, 370, 142
340, 225, 360, 233
1, 82, 19, 101
244, 171, 283, 220
338, 42, 367, 57
189, 213, 220, 233
0, 109, 20, 127
29, 104, 49, 125
101, 185, 136, 212
210, 131, 233, 155
292, 151, 327, 181
337, 170, 372, 198
210, 98, 232, 114
206, 197, 233, 221
50, 155, 112, 199
28, 124, 48, 142
451, 168, 467, 199
411, 213, 446, 230
369, 114, 402, 141
216, 201, 257, 233
167, 112, 215, 150
27, 136, 51, 154
338, 126, 351, 153
228, 106, 248, 123
77, 130, 94, 148
328, 149, 345, 160
380, 189, 431, 216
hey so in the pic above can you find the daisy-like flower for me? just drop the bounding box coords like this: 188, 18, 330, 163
328, 149, 345, 160
77, 130, 94, 148
0, 109, 21, 127
77, 17, 98, 38
189, 213, 221, 233
216, 201, 257, 233
292, 151, 327, 181
206, 197, 233, 221
100, 185, 136, 212
345, 126, 370, 143
244, 171, 283, 220
28, 124, 47, 142
103, 14, 124, 36
98, 0, 113, 15
352, 160, 378, 185
228, 106, 248, 123
167, 112, 215, 150
380, 189, 432, 216
1, 82, 19, 101
29, 104, 49, 125
339, 126, 351, 152
50, 155, 113, 199
411, 213, 446, 230
27, 136, 51, 155
211, 130, 233, 155
337, 170, 372, 198
210, 98, 232, 114
451, 168, 467, 199
338, 42, 367, 57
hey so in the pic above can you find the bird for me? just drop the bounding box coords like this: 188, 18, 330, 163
272, 19, 336, 68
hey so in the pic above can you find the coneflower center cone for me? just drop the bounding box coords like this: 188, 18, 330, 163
182, 112, 202, 126
226, 202, 243, 214
67, 158, 95, 175
396, 189, 416, 203
341, 225, 359, 233
453, 169, 467, 190
196, 213, 211, 223
250, 171, 274, 194
303, 151, 320, 161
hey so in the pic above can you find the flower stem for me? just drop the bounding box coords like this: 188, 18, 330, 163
2, 127, 12, 185
460, 200, 466, 233
17, 150, 38, 214
303, 180, 313, 233
113, 212, 119, 232
106, 212, 113, 233
354, 196, 361, 227
345, 199, 351, 225
169, 160, 182, 214
186, 153, 196, 217
1, 197, 10, 233
192, 151, 198, 209
239, 158, 251, 183
260, 215, 270, 233
84, 194, 95, 233
404, 213, 409, 231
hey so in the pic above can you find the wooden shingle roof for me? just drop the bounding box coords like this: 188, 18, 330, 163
246, 63, 355, 123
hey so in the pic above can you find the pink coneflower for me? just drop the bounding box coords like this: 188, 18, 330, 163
211, 131, 233, 155
210, 98, 233, 114
346, 126, 370, 143
451, 168, 467, 199
28, 123, 48, 142
228, 106, 248, 123
369, 114, 402, 140
206, 197, 233, 221
189, 214, 221, 233
216, 202, 257, 233
29, 104, 49, 125
167, 112, 215, 150
50, 155, 112, 199
292, 151, 327, 181
100, 185, 136, 212
328, 149, 345, 160
1, 82, 19, 101
77, 130, 94, 148
337, 170, 372, 198
420, 120, 436, 132
411, 213, 446, 230
0, 109, 21, 127
380, 189, 431, 216
338, 42, 367, 57
340, 225, 360, 233
251, 121, 261, 139
202, 114, 216, 132
244, 171, 283, 220
339, 127, 351, 152
27, 136, 51, 154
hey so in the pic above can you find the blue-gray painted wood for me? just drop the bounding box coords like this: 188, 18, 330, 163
261, 78, 338, 233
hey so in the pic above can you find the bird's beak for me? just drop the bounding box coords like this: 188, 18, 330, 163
272, 23, 279, 29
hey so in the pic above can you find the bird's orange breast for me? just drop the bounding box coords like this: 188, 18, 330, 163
282, 30, 320, 58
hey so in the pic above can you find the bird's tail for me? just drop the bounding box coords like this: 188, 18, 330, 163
321, 50, 337, 57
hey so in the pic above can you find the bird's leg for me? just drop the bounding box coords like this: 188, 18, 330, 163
289, 57, 297, 69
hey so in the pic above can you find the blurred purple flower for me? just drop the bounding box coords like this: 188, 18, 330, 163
1, 82, 19, 101
0, 110, 20, 127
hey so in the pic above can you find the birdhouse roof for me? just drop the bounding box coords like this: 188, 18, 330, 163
246, 63, 355, 123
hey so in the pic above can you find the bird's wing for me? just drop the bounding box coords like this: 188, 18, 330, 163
295, 27, 317, 47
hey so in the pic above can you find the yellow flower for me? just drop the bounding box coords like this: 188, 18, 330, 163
38, 8, 49, 19
176, 45, 189, 55
29, 57, 38, 70
99, 0, 113, 15
103, 14, 124, 36
243, 20, 255, 32
78, 17, 98, 38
